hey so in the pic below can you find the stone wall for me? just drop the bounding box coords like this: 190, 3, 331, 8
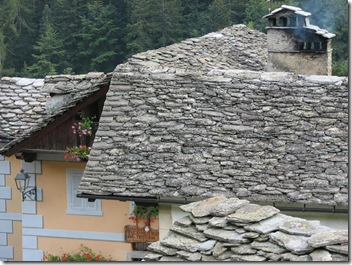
81, 68, 348, 206
144, 196, 348, 262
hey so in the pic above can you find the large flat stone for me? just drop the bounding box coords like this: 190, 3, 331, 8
231, 244, 257, 255
309, 249, 332, 261
270, 231, 313, 255
160, 231, 202, 253
203, 228, 250, 244
210, 197, 250, 216
147, 241, 178, 256
325, 244, 348, 255
176, 250, 202, 261
227, 204, 280, 223
170, 224, 208, 242
308, 230, 348, 248
279, 219, 331, 236
179, 196, 226, 214
251, 241, 287, 254
244, 213, 292, 234
192, 196, 228, 217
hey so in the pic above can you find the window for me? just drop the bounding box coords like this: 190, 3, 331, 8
66, 169, 102, 216
289, 16, 297, 27
279, 16, 288, 26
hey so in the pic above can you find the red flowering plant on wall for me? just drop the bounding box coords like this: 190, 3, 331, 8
129, 205, 159, 228
42, 244, 113, 261
64, 116, 95, 161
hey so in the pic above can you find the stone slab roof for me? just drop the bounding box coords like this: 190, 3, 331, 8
0, 72, 111, 154
0, 77, 47, 142
126, 24, 267, 73
144, 196, 348, 262
79, 66, 348, 206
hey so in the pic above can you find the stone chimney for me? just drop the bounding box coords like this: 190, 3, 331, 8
263, 5, 335, 75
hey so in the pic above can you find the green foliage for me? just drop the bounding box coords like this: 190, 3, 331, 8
332, 59, 348, 77
129, 205, 159, 226
43, 244, 113, 261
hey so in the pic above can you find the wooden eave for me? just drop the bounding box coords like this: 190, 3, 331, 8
3, 84, 109, 157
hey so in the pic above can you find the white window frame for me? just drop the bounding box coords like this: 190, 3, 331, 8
66, 169, 102, 216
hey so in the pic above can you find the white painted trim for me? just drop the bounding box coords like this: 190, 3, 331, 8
22, 236, 38, 249
0, 246, 13, 259
22, 228, 125, 242
66, 169, 102, 216
0, 213, 22, 221
0, 220, 12, 233
0, 187, 11, 200
23, 249, 43, 261
22, 215, 43, 228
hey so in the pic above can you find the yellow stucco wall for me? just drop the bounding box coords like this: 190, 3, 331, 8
3, 157, 160, 261
35, 160, 137, 260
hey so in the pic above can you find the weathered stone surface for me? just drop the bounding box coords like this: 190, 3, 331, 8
176, 250, 202, 261
212, 242, 227, 257
308, 230, 348, 248
251, 241, 287, 254
309, 249, 332, 261
210, 198, 250, 216
325, 244, 348, 255
227, 204, 280, 223
159, 256, 184, 261
203, 228, 250, 244
170, 224, 208, 242
193, 240, 217, 252
143, 253, 162, 261
208, 216, 228, 227
174, 216, 193, 227
160, 231, 202, 252
231, 244, 257, 255
278, 219, 331, 236
270, 231, 313, 254
280, 253, 312, 261
189, 215, 212, 224
147, 241, 178, 256
190, 196, 227, 217
231, 254, 267, 261
146, 197, 348, 262
244, 213, 292, 234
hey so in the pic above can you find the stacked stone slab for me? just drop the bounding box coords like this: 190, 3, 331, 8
144, 196, 348, 262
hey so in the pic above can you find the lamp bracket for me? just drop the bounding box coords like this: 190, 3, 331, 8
22, 187, 37, 201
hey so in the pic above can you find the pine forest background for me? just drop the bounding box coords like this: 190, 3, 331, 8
0, 0, 348, 78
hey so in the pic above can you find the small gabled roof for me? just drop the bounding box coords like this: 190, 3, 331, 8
304, 25, 336, 39
263, 5, 311, 18
0, 72, 111, 156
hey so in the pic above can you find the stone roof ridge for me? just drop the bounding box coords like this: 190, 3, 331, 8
125, 24, 268, 73
42, 71, 109, 95
145, 196, 348, 262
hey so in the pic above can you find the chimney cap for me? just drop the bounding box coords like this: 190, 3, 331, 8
263, 5, 311, 18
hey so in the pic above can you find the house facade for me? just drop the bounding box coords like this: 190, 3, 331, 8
0, 74, 152, 261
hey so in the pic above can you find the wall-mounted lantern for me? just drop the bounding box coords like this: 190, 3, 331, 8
14, 169, 37, 201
